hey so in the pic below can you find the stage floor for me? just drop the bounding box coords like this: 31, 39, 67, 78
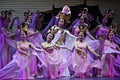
37, 77, 120, 80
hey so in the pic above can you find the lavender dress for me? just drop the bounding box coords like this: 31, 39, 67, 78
101, 40, 120, 76
0, 28, 16, 69
40, 42, 66, 78
51, 28, 77, 77
0, 42, 32, 79
27, 28, 45, 76
72, 41, 101, 74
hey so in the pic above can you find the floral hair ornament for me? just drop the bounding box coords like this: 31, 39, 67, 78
61, 5, 71, 23
62, 5, 71, 15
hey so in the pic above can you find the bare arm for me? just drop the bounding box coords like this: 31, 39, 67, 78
30, 43, 45, 52
55, 44, 71, 51
28, 31, 39, 37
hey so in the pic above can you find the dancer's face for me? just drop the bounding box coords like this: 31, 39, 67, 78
108, 32, 115, 41
46, 33, 54, 42
79, 17, 84, 23
58, 18, 65, 28
78, 33, 84, 41
21, 31, 27, 41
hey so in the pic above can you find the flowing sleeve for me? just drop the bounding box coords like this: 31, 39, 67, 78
5, 37, 17, 48
104, 46, 120, 54
30, 13, 40, 30
30, 47, 47, 67
86, 40, 100, 50
51, 31, 62, 44
16, 17, 21, 26
9, 17, 21, 29
30, 42, 48, 67
104, 40, 120, 54
52, 30, 77, 50
69, 18, 79, 32
64, 30, 77, 50
42, 16, 56, 35
71, 19, 80, 34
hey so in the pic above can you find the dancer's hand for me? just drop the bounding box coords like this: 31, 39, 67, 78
67, 48, 72, 51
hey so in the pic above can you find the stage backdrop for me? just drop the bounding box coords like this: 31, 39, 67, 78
0, 0, 120, 32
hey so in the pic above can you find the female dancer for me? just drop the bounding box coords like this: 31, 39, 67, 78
102, 31, 120, 77
103, 9, 114, 26
72, 32, 101, 77
20, 22, 44, 77
0, 31, 45, 79
71, 15, 87, 35
0, 10, 21, 69
93, 17, 110, 77
0, 16, 16, 69
41, 30, 71, 79
51, 17, 77, 77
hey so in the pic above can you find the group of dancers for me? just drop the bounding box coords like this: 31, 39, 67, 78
0, 5, 120, 79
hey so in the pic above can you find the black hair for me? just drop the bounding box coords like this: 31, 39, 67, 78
20, 22, 28, 36
21, 22, 26, 28
58, 17, 67, 29
1, 10, 4, 15
107, 30, 115, 40
24, 31, 28, 36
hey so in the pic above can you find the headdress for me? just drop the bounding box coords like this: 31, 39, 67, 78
48, 25, 59, 34
1, 10, 12, 21
24, 10, 34, 21
62, 5, 71, 15
79, 23, 88, 32
20, 22, 28, 32
83, 7, 88, 13
61, 5, 71, 23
